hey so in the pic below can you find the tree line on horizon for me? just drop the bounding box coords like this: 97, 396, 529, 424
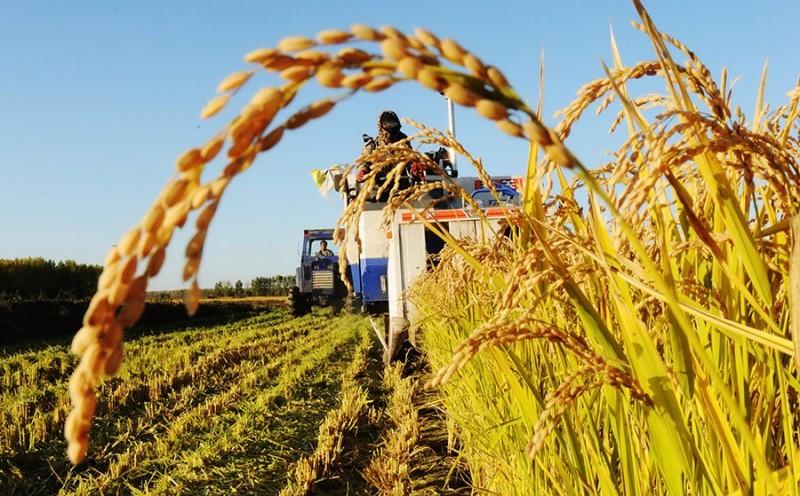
0, 258, 102, 300
149, 275, 295, 300
0, 257, 293, 301
211, 275, 294, 297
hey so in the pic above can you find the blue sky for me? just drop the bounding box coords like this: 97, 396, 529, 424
1, 1, 798, 290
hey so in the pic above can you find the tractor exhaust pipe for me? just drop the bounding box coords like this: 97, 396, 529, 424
447, 96, 457, 173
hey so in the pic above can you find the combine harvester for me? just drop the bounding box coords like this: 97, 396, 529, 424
328, 101, 521, 362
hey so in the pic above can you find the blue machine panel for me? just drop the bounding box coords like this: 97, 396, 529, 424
361, 258, 388, 303
348, 263, 362, 295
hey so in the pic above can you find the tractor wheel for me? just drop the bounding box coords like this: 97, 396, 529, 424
330, 298, 344, 316
289, 287, 308, 317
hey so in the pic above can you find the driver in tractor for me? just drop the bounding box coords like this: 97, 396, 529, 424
316, 240, 334, 257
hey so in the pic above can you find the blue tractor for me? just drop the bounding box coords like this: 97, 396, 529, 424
289, 229, 349, 316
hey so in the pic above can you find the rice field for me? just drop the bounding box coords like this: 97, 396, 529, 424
8, 1, 798, 495
2, 310, 377, 494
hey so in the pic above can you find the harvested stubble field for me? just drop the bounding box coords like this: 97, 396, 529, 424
1, 308, 466, 495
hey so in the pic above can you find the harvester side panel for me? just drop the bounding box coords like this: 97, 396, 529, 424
385, 211, 510, 360
358, 210, 390, 305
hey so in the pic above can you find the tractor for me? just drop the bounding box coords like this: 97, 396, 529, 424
288, 229, 348, 316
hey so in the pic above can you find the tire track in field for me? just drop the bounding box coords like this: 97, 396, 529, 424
279, 317, 380, 496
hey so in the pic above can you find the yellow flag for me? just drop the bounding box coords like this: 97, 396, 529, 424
310, 169, 326, 188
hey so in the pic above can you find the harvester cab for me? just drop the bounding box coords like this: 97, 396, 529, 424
289, 229, 348, 316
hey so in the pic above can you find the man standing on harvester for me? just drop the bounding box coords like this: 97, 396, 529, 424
356, 110, 411, 183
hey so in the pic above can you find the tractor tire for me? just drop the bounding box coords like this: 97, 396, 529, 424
289, 287, 308, 317
330, 298, 344, 316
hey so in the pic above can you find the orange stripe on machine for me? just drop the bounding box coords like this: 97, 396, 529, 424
400, 207, 510, 223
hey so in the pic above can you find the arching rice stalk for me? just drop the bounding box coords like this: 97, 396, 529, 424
64, 23, 574, 464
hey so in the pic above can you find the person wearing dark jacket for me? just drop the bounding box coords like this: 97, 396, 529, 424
357, 110, 411, 182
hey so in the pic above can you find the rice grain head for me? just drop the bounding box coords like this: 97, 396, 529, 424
317, 29, 352, 44
201, 94, 230, 119
351, 24, 383, 42
217, 70, 254, 92
244, 47, 278, 63
278, 35, 316, 52
476, 99, 508, 120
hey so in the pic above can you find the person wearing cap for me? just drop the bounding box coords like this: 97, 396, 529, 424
357, 110, 411, 182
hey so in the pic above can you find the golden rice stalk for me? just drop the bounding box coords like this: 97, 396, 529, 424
217, 70, 254, 92
185, 279, 200, 316
414, 28, 440, 48
363, 77, 395, 92
397, 57, 423, 79
201, 94, 230, 118
251, 87, 284, 113
440, 38, 467, 65
176, 147, 204, 172
496, 119, 523, 137
341, 72, 372, 89
103, 344, 124, 377
278, 35, 316, 52
351, 24, 383, 41
316, 29, 352, 44
262, 54, 296, 71
117, 228, 141, 257
280, 65, 314, 83
416, 68, 446, 91
486, 66, 509, 89
316, 65, 345, 88
162, 179, 189, 207
380, 38, 408, 61
476, 98, 508, 120
307, 98, 336, 119
201, 135, 225, 162
380, 25, 407, 41
336, 47, 373, 66
295, 49, 329, 65
464, 53, 486, 78
258, 126, 285, 151
243, 47, 277, 63
147, 248, 166, 277
444, 82, 477, 107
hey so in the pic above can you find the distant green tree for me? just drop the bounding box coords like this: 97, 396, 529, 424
250, 276, 271, 296
213, 280, 234, 297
